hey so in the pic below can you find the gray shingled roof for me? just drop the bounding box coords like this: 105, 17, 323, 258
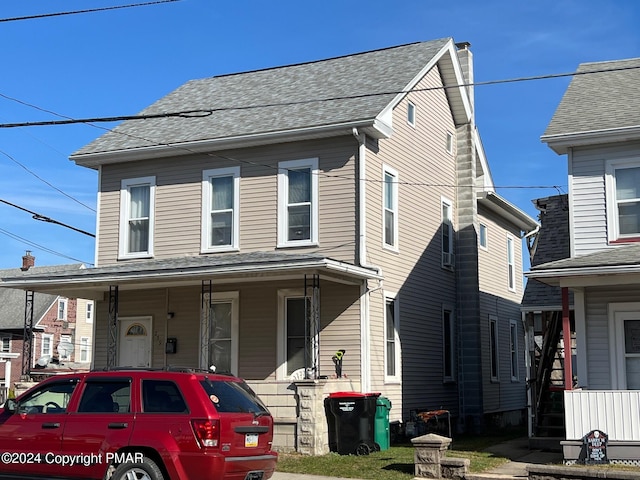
532, 242, 640, 271
543, 57, 640, 137
523, 195, 573, 309
72, 38, 451, 157
0, 264, 83, 330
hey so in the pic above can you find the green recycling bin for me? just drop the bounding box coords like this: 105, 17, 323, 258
374, 396, 392, 451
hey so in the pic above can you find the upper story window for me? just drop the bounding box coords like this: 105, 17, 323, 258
119, 176, 155, 258
0, 337, 10, 353
41, 333, 53, 357
606, 161, 640, 242
383, 165, 399, 250
86, 301, 93, 324
441, 198, 454, 268
507, 235, 516, 291
278, 158, 318, 247
407, 101, 416, 127
57, 298, 68, 320
479, 223, 488, 249
202, 167, 240, 252
446, 131, 454, 154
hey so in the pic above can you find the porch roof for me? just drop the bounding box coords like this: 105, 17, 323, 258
0, 252, 380, 299
526, 242, 640, 288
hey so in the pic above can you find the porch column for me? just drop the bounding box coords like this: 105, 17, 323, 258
562, 287, 573, 390
294, 379, 329, 455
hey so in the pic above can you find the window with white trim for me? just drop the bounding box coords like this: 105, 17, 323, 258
200, 292, 239, 375
0, 337, 10, 353
41, 333, 53, 357
509, 320, 519, 380
407, 101, 416, 127
489, 316, 499, 381
277, 290, 313, 379
442, 307, 455, 382
384, 294, 400, 382
383, 165, 398, 249
507, 235, 516, 291
445, 131, 454, 154
80, 337, 90, 363
59, 335, 72, 361
479, 223, 488, 249
278, 159, 318, 247
119, 176, 155, 258
86, 301, 94, 324
202, 167, 240, 252
57, 298, 68, 320
441, 198, 454, 268
606, 161, 640, 242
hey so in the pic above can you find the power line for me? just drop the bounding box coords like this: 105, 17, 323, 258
0, 149, 95, 212
1, 64, 638, 129
0, 199, 95, 238
0, 228, 92, 265
0, 0, 180, 23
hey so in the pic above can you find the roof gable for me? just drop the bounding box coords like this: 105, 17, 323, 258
71, 38, 471, 165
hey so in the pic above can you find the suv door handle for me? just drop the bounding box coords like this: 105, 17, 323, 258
42, 422, 60, 429
108, 422, 128, 429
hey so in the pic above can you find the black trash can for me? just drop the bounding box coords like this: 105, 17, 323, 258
325, 392, 380, 455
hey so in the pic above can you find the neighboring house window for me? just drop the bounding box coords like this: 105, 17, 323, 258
510, 320, 519, 381
41, 333, 53, 357
80, 337, 90, 362
407, 101, 416, 127
385, 294, 400, 382
441, 198, 454, 268
445, 131, 454, 154
479, 223, 488, 249
507, 235, 516, 291
489, 316, 499, 381
383, 165, 399, 250
0, 337, 10, 353
86, 301, 94, 323
200, 292, 239, 375
57, 298, 67, 320
606, 161, 640, 242
277, 158, 318, 247
202, 167, 240, 252
442, 307, 455, 382
119, 176, 155, 258
277, 289, 313, 379
59, 335, 72, 361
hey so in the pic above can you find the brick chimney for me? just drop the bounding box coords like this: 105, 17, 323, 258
21, 251, 35, 271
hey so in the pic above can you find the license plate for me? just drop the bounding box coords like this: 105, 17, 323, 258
245, 433, 258, 447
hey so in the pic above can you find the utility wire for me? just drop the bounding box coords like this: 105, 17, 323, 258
0, 199, 95, 238
0, 228, 92, 265
1, 64, 639, 129
0, 149, 95, 212
0, 0, 180, 23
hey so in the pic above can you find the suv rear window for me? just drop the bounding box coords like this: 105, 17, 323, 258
200, 380, 268, 415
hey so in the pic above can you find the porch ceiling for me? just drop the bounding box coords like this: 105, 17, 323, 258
0, 252, 380, 299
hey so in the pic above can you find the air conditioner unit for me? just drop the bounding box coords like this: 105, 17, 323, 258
442, 252, 455, 267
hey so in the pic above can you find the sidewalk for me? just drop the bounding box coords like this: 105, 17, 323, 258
271, 437, 563, 480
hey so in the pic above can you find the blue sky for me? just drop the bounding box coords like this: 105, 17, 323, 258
0, 0, 638, 269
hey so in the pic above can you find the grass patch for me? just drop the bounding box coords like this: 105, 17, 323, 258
276, 431, 523, 480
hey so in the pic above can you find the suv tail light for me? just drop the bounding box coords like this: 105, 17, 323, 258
192, 419, 220, 447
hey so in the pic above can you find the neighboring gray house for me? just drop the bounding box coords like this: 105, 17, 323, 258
0, 38, 536, 453
0, 254, 92, 392
528, 57, 640, 463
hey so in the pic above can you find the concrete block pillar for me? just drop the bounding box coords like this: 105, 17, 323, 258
294, 379, 329, 455
411, 433, 452, 478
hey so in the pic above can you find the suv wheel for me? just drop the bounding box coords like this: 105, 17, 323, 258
111, 456, 164, 480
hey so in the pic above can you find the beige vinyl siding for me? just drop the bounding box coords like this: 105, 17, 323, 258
570, 142, 640, 256
365, 65, 459, 418
478, 206, 525, 301
96, 138, 358, 266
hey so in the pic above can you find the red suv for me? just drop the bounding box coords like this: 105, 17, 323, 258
0, 369, 277, 480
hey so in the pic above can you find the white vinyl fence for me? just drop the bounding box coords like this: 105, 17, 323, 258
565, 390, 640, 441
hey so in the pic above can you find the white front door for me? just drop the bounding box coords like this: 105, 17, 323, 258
118, 317, 152, 368
613, 310, 640, 389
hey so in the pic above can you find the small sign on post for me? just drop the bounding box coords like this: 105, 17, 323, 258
582, 429, 609, 465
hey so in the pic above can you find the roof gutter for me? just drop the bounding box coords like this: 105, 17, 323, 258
541, 125, 640, 154
71, 119, 393, 168
476, 191, 539, 234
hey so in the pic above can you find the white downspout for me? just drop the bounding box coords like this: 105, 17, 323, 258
353, 128, 382, 394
